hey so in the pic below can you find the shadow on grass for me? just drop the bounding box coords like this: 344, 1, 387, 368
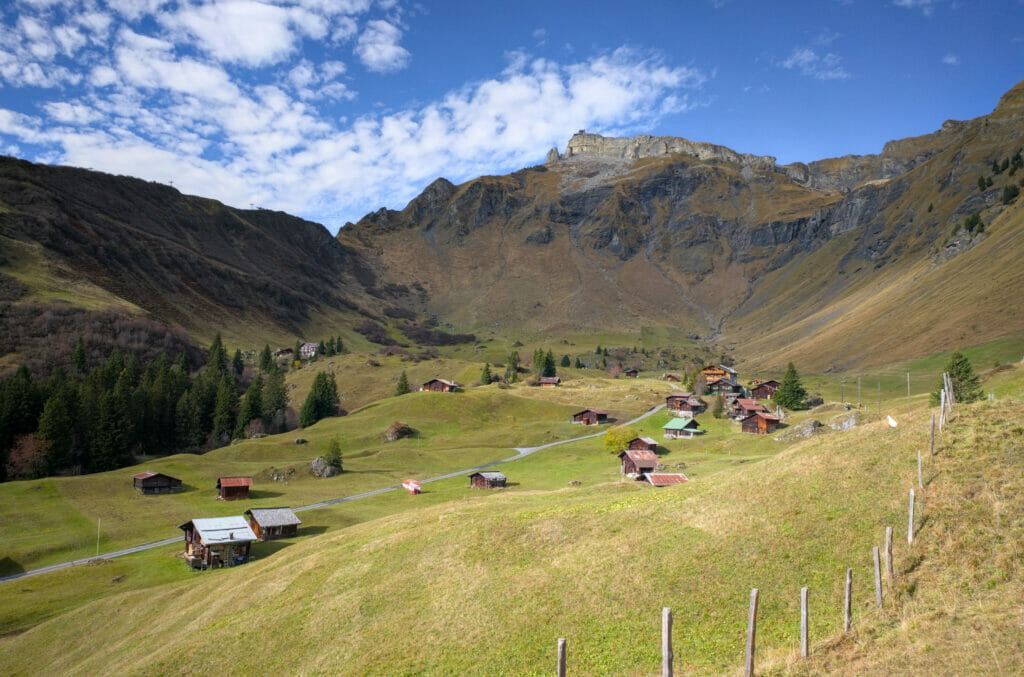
0, 557, 25, 577
251, 526, 330, 558
244, 489, 285, 500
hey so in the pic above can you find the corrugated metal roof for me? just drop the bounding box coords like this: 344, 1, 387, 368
638, 436, 658, 446
245, 507, 301, 528
178, 516, 257, 544
645, 473, 689, 486
217, 476, 253, 488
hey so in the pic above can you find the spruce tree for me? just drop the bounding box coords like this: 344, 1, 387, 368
480, 362, 492, 385
574, 357, 583, 369
90, 391, 133, 471
211, 374, 238, 445
543, 350, 557, 378
300, 371, 339, 428
335, 336, 345, 353
932, 350, 983, 405
293, 340, 302, 362
37, 386, 76, 472
235, 376, 264, 438
208, 333, 227, 375
560, 355, 570, 367
232, 349, 244, 376
326, 437, 343, 470
262, 368, 287, 425
72, 336, 86, 373
259, 344, 273, 372
775, 362, 807, 409
395, 370, 411, 396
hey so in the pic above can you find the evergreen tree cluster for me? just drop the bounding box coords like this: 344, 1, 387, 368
299, 371, 340, 428
531, 348, 557, 378
0, 332, 293, 481
314, 336, 346, 358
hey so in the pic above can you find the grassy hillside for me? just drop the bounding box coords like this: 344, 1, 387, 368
3, 361, 1019, 674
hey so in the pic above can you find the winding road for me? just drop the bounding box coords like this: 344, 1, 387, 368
0, 404, 665, 583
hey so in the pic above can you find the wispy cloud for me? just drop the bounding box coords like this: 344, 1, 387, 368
941, 53, 959, 66
779, 47, 851, 80
894, 0, 938, 15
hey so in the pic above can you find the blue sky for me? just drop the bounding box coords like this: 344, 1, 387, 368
0, 0, 1021, 231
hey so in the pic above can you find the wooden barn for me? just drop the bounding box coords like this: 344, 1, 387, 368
133, 471, 183, 495
618, 449, 659, 476
741, 412, 781, 435
665, 392, 693, 411
179, 516, 257, 569
707, 378, 742, 396
216, 476, 253, 501
539, 376, 561, 387
628, 436, 658, 452
244, 507, 301, 541
421, 378, 459, 392
700, 364, 737, 384
624, 368, 639, 378
663, 374, 681, 382
663, 417, 702, 439
645, 473, 688, 487
733, 398, 767, 419
751, 380, 781, 400
470, 471, 507, 489
571, 408, 609, 425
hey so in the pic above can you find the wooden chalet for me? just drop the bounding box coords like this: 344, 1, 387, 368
244, 507, 301, 541
645, 473, 688, 487
663, 417, 702, 439
179, 516, 257, 569
299, 342, 319, 358
216, 476, 253, 501
420, 378, 459, 392
133, 471, 182, 495
627, 436, 658, 452
663, 374, 681, 382
741, 412, 781, 435
539, 376, 561, 387
751, 379, 781, 400
700, 364, 738, 384
618, 449, 659, 476
571, 408, 609, 425
707, 378, 742, 396
733, 398, 767, 419
470, 471, 507, 489
624, 368, 639, 378
666, 392, 706, 414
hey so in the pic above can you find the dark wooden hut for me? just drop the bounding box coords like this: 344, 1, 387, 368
627, 436, 658, 452
741, 412, 781, 435
624, 368, 639, 378
133, 471, 183, 494
469, 471, 507, 489
618, 449, 659, 476
539, 376, 561, 387
244, 507, 301, 541
217, 476, 253, 501
178, 516, 257, 569
751, 380, 780, 400
571, 408, 609, 425
420, 378, 459, 392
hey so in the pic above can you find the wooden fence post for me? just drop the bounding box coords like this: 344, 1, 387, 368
873, 546, 882, 609
939, 389, 946, 431
800, 587, 809, 658
557, 638, 566, 677
917, 446, 923, 489
908, 488, 915, 545
745, 589, 759, 677
884, 526, 894, 585
662, 607, 673, 677
929, 413, 935, 456
843, 569, 852, 632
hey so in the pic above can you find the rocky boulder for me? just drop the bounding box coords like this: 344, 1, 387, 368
311, 456, 342, 478
384, 421, 415, 441
774, 419, 824, 441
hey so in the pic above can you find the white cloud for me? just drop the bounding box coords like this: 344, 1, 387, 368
779, 47, 850, 80
356, 19, 409, 72
894, 0, 938, 15
942, 53, 959, 65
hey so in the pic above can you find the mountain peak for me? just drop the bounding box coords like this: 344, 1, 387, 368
545, 130, 778, 170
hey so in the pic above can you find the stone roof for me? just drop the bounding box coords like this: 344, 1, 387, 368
245, 507, 301, 528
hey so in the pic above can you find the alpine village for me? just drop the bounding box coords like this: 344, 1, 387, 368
1, 3, 1024, 675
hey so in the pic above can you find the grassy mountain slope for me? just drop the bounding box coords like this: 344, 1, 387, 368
0, 155, 390, 348
3, 365, 1020, 674
340, 80, 1024, 370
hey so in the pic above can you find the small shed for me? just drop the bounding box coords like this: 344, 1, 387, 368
216, 476, 253, 501
244, 507, 301, 541
663, 417, 702, 439
645, 473, 689, 487
421, 378, 459, 392
628, 436, 658, 452
751, 380, 780, 400
539, 376, 561, 387
618, 449, 659, 476
571, 408, 609, 425
741, 412, 781, 435
133, 471, 183, 495
470, 471, 507, 489
179, 516, 257, 569
624, 368, 639, 378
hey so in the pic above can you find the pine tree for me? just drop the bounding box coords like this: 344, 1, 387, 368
543, 350, 557, 378
72, 336, 86, 373
560, 355, 570, 367
90, 391, 133, 471
259, 344, 273, 372
37, 385, 76, 473
211, 374, 238, 446
262, 368, 288, 425
299, 371, 339, 428
232, 349, 244, 376
335, 336, 345, 353
395, 370, 411, 396
775, 362, 807, 409
932, 350, 983, 405
235, 376, 263, 438
326, 437, 343, 470
480, 362, 492, 385
208, 333, 227, 375
594, 345, 602, 354
574, 357, 583, 369
293, 340, 302, 362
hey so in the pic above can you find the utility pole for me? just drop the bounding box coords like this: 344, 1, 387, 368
858, 376, 861, 408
